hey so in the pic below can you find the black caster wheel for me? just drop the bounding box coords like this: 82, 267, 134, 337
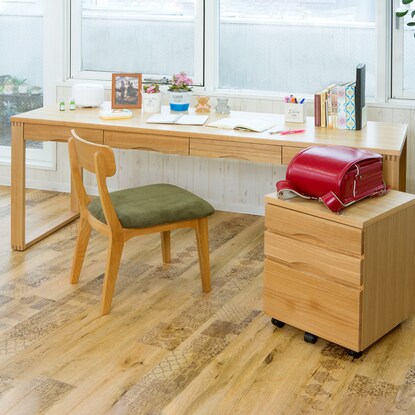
271, 318, 285, 328
347, 349, 362, 359
304, 332, 318, 344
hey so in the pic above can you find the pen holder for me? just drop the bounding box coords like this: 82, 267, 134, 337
284, 103, 305, 123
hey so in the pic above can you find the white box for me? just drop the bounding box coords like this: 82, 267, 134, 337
284, 103, 305, 123
72, 83, 104, 107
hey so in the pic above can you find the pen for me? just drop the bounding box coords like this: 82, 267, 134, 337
300, 98, 305, 104
280, 129, 305, 135
269, 129, 305, 135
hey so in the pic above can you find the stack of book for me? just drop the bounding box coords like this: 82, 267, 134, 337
314, 64, 366, 131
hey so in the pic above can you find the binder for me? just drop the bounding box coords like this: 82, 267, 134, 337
337, 81, 356, 130
355, 64, 366, 130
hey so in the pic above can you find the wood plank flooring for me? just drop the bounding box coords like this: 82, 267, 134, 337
0, 186, 414, 414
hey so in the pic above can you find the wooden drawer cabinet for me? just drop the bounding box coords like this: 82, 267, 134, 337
25, 124, 103, 143
265, 204, 363, 256
105, 131, 189, 155
264, 191, 415, 353
190, 138, 281, 163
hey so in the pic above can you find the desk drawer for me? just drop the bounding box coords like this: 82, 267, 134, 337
264, 258, 361, 351
282, 146, 307, 165
25, 124, 103, 143
265, 204, 363, 256
190, 139, 281, 164
105, 131, 189, 155
264, 231, 362, 286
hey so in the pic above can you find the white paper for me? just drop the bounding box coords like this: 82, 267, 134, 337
175, 115, 209, 125
207, 118, 275, 132
146, 113, 182, 124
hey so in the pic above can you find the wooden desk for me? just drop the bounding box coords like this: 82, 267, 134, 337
11, 106, 408, 251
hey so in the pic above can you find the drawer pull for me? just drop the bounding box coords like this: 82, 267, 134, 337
288, 261, 330, 279
218, 155, 248, 161
291, 233, 325, 246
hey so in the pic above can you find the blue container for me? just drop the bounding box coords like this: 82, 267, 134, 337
170, 102, 190, 111
169, 91, 191, 112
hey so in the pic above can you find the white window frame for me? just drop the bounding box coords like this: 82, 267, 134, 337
0, 0, 57, 170
391, 0, 415, 99
70, 0, 205, 86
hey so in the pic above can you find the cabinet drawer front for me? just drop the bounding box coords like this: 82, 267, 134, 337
282, 146, 307, 165
264, 258, 361, 350
190, 139, 281, 164
264, 231, 362, 286
25, 124, 103, 143
105, 131, 189, 155
265, 204, 363, 255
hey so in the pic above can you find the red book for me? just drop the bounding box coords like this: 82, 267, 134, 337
314, 93, 321, 127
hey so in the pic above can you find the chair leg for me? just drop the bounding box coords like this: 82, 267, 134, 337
70, 217, 92, 284
161, 231, 171, 264
101, 237, 124, 315
195, 217, 211, 292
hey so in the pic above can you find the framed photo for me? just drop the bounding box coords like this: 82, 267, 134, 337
112, 73, 142, 109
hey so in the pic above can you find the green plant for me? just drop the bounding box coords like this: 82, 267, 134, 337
0, 100, 17, 122
396, 0, 415, 35
11, 77, 26, 86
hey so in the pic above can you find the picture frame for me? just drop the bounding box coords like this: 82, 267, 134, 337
112, 73, 142, 109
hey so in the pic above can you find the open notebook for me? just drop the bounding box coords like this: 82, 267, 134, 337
146, 114, 209, 126
207, 118, 276, 132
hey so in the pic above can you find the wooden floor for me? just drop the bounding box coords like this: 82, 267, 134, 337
0, 186, 414, 415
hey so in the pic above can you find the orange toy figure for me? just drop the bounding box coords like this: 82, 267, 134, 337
195, 96, 211, 113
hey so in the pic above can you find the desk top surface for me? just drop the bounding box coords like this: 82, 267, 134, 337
266, 190, 415, 228
12, 104, 408, 156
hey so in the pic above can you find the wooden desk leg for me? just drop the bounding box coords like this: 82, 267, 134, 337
399, 140, 407, 192
383, 153, 406, 192
11, 123, 80, 251
11, 121, 26, 251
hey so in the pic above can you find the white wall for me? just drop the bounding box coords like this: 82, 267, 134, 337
1, 88, 413, 215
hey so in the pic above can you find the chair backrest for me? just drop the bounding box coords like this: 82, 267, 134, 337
68, 129, 121, 231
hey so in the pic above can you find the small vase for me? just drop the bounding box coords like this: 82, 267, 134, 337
142, 92, 162, 113
169, 91, 191, 111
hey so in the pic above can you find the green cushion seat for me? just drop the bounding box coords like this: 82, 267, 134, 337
88, 183, 214, 229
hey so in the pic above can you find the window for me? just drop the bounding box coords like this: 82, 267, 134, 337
392, 0, 415, 99
0, 0, 55, 169
218, 0, 376, 96
71, 0, 204, 85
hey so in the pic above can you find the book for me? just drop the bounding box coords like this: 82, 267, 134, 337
206, 118, 276, 132
320, 90, 327, 128
314, 93, 321, 127
99, 109, 132, 120
146, 113, 209, 125
336, 81, 356, 130
326, 84, 337, 129
355, 64, 367, 130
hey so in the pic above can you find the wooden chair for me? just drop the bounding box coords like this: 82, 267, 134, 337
68, 130, 214, 315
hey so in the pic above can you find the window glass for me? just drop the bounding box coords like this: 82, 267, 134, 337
0, 4, 43, 149
219, 0, 376, 96
75, 0, 201, 82
403, 24, 415, 92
